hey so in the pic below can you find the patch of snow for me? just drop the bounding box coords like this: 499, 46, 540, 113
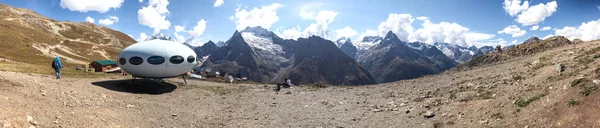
407, 43, 424, 51
336, 37, 349, 48
241, 32, 287, 63
241, 26, 274, 39
353, 40, 381, 51
441, 47, 455, 57
458, 48, 475, 56
197, 55, 210, 66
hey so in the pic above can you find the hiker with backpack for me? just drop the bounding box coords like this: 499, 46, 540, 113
52, 56, 63, 79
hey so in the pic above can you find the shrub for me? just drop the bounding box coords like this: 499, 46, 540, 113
581, 85, 598, 96
515, 92, 549, 107
571, 78, 587, 87
568, 98, 579, 106
512, 75, 525, 81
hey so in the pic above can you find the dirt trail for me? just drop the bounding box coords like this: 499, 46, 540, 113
2, 40, 600, 127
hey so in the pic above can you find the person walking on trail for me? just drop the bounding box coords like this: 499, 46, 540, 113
52, 56, 63, 79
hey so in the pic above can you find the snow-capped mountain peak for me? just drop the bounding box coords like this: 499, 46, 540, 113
335, 37, 350, 48
431, 42, 495, 63
146, 33, 174, 41
240, 26, 275, 39
215, 41, 226, 47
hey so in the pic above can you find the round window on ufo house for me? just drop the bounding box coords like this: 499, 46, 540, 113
187, 56, 195, 63
119, 57, 126, 65
129, 56, 143, 65
169, 55, 184, 64
147, 56, 165, 65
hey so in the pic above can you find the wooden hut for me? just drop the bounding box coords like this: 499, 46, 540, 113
89, 60, 118, 72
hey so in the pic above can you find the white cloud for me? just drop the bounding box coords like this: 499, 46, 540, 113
138, 0, 171, 34
335, 26, 358, 39
84, 16, 95, 23
542, 34, 554, 39
232, 3, 283, 31
173, 25, 186, 42
174, 25, 186, 32
554, 18, 600, 41
357, 29, 379, 40
139, 0, 143, 3
416, 16, 429, 21
463, 32, 497, 46
298, 2, 326, 20
540, 26, 551, 31
511, 39, 519, 44
174, 32, 185, 43
368, 13, 498, 47
302, 10, 338, 38
213, 0, 224, 7
377, 13, 415, 41
137, 33, 149, 41
274, 10, 338, 40
515, 1, 557, 26
275, 26, 303, 40
530, 25, 539, 30
498, 25, 527, 37
59, 0, 124, 13
188, 19, 207, 37
597, 5, 600, 11
467, 38, 513, 47
98, 16, 119, 26
503, 0, 529, 16
410, 19, 470, 46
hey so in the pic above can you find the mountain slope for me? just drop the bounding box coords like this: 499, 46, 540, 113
433, 42, 494, 63
358, 31, 457, 83
192, 41, 219, 57
201, 30, 278, 82
0, 4, 135, 66
201, 27, 375, 85
457, 36, 572, 70
339, 39, 358, 59
276, 36, 375, 85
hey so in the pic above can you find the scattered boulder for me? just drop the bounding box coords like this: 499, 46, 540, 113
479, 120, 488, 124
556, 63, 564, 73
27, 116, 38, 126
423, 111, 435, 119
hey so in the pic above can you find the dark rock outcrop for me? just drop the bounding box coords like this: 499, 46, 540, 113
339, 39, 358, 59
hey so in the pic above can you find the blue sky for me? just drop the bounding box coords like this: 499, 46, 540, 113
1, 0, 599, 47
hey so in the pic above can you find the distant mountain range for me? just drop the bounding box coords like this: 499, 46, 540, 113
193, 26, 375, 85
355, 31, 458, 83
184, 26, 497, 85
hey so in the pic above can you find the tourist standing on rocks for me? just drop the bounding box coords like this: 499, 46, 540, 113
52, 56, 63, 79
286, 78, 294, 86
